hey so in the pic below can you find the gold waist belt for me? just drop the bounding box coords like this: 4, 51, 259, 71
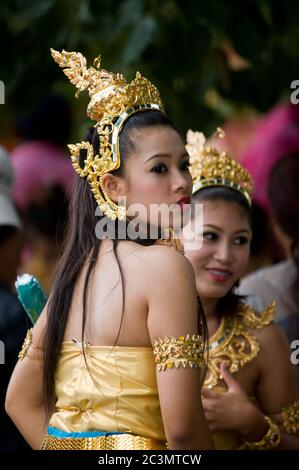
41, 433, 167, 450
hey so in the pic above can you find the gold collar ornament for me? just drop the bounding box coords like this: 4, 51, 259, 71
204, 302, 275, 389
186, 128, 253, 205
155, 228, 184, 254
51, 49, 164, 220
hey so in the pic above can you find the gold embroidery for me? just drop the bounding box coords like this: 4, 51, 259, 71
243, 415, 281, 450
204, 303, 275, 389
153, 334, 204, 372
18, 329, 33, 360
281, 399, 299, 434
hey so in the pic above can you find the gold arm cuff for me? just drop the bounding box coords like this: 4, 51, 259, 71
153, 334, 204, 372
243, 415, 281, 450
40, 433, 167, 450
281, 399, 299, 434
18, 329, 33, 360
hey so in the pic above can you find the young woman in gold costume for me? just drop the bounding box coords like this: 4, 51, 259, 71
182, 130, 299, 450
5, 50, 213, 450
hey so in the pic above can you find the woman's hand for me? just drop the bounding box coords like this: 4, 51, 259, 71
201, 362, 265, 437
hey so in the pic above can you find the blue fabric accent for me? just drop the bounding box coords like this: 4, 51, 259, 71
47, 426, 123, 439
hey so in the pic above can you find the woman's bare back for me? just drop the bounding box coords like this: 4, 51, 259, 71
64, 240, 159, 347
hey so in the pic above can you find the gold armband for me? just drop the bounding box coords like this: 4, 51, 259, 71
281, 399, 299, 434
243, 415, 281, 450
153, 334, 204, 372
18, 329, 33, 360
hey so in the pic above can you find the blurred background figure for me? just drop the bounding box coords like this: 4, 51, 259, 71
10, 93, 74, 294
0, 146, 29, 449
241, 103, 299, 213
239, 102, 299, 275
240, 152, 299, 386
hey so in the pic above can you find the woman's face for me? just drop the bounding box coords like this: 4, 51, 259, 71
123, 125, 192, 230
182, 199, 251, 301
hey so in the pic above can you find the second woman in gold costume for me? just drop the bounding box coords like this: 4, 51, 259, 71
183, 130, 299, 450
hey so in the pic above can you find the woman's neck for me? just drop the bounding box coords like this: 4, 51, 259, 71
201, 297, 222, 338
201, 297, 219, 318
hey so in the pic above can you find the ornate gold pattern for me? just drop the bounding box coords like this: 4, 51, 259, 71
51, 49, 164, 220
239, 301, 276, 329
41, 433, 167, 450
204, 303, 275, 389
243, 415, 281, 450
281, 399, 299, 434
153, 334, 204, 372
186, 129, 253, 205
18, 328, 33, 360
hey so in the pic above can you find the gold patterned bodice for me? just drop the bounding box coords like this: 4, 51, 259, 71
204, 301, 275, 390
203, 302, 275, 450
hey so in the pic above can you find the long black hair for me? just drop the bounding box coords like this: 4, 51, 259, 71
192, 186, 252, 316
43, 110, 207, 414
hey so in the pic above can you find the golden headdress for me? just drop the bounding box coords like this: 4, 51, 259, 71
186, 128, 253, 205
50, 48, 164, 220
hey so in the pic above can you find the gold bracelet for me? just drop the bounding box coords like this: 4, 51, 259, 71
281, 399, 299, 434
243, 415, 281, 450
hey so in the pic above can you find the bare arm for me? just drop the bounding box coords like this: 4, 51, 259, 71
146, 247, 213, 450
5, 308, 48, 449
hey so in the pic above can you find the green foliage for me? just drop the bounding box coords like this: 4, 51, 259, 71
1, 0, 298, 136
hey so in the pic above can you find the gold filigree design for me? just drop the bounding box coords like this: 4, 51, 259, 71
51, 49, 164, 220
204, 303, 275, 389
153, 334, 204, 372
281, 399, 299, 434
186, 129, 253, 205
239, 301, 275, 329
18, 328, 33, 360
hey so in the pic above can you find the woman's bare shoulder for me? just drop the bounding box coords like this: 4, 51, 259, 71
253, 321, 289, 353
124, 242, 194, 280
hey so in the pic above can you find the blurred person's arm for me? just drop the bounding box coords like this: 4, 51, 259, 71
147, 246, 213, 450
5, 308, 48, 449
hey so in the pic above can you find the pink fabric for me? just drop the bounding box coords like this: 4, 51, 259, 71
240, 103, 299, 211
213, 117, 258, 161
11, 141, 74, 209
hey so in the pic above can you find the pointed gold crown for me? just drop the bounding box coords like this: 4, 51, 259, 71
51, 48, 164, 220
186, 128, 253, 205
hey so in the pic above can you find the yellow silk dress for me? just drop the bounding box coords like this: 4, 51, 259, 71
41, 342, 167, 449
